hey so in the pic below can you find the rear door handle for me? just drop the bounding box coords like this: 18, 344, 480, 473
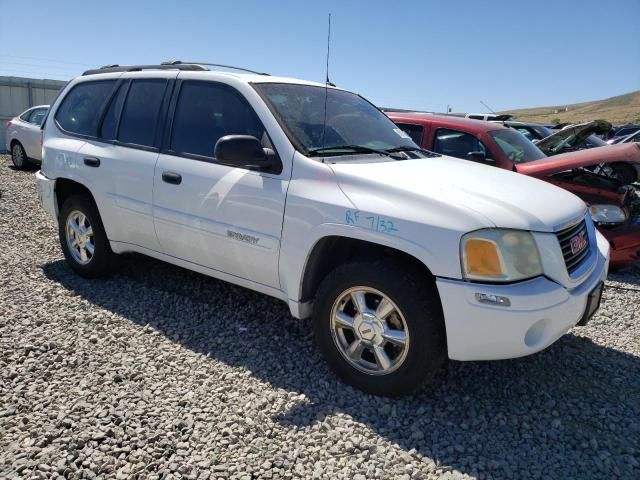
84, 156, 100, 167
162, 171, 182, 185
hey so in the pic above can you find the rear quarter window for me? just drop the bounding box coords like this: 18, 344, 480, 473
55, 80, 116, 136
29, 108, 48, 126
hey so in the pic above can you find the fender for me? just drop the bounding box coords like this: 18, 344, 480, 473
282, 222, 441, 319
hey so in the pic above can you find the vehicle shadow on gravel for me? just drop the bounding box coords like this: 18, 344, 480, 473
609, 263, 640, 286
43, 256, 640, 479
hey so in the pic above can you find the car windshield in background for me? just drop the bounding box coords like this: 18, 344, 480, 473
532, 125, 554, 138
489, 129, 547, 163
584, 134, 607, 147
254, 83, 418, 157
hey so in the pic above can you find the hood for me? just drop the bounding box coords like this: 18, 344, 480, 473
516, 143, 640, 177
536, 120, 612, 155
328, 155, 587, 233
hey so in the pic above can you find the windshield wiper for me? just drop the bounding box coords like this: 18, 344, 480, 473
386, 146, 440, 157
308, 145, 403, 159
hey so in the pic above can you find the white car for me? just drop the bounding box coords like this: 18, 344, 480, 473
5, 105, 49, 169
35, 63, 609, 396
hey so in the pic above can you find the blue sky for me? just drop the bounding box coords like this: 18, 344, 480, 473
1, 0, 638, 112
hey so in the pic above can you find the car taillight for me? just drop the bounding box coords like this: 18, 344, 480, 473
40, 131, 44, 149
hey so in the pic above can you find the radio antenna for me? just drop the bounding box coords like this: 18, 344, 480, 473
480, 100, 496, 113
320, 13, 333, 152
325, 13, 333, 86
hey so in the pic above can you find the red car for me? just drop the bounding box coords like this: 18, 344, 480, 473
388, 113, 640, 268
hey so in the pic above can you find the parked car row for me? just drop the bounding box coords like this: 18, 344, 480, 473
6, 61, 630, 395
607, 124, 640, 144
390, 113, 640, 268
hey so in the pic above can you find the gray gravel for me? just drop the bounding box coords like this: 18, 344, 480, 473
0, 154, 639, 480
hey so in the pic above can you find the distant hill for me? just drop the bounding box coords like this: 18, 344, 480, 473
501, 90, 640, 125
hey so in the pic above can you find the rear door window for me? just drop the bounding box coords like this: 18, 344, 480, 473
432, 128, 491, 160
394, 123, 424, 146
55, 80, 116, 136
170, 81, 265, 158
117, 79, 168, 147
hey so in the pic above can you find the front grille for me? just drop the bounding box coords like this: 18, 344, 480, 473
556, 219, 590, 274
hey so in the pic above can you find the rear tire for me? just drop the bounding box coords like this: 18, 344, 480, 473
11, 142, 29, 169
59, 195, 114, 278
313, 260, 447, 396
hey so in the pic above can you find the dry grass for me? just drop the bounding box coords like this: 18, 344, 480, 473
501, 90, 640, 125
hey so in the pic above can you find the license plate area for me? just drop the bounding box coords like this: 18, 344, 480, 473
577, 282, 603, 326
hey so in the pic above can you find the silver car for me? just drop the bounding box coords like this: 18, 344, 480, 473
5, 105, 49, 169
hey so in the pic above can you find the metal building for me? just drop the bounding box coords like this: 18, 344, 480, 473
1, 76, 67, 152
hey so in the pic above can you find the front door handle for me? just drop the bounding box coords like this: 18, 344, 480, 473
162, 171, 182, 185
84, 156, 100, 167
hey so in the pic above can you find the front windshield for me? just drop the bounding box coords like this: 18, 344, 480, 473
254, 83, 417, 155
532, 125, 554, 138
489, 129, 547, 163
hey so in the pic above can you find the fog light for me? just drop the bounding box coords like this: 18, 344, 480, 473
475, 293, 511, 307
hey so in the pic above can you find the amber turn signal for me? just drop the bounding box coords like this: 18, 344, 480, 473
464, 239, 503, 277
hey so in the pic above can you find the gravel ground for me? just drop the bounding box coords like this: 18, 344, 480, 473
0, 153, 639, 480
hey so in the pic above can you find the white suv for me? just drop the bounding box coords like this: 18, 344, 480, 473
36, 62, 609, 396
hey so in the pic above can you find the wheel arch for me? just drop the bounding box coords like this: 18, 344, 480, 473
299, 235, 440, 310
54, 178, 98, 218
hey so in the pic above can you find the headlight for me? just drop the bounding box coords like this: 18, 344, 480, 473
461, 229, 543, 282
589, 204, 627, 225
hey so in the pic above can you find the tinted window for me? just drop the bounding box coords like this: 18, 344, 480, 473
100, 84, 126, 140
118, 79, 167, 147
55, 80, 116, 136
433, 128, 492, 160
394, 123, 424, 146
171, 82, 265, 157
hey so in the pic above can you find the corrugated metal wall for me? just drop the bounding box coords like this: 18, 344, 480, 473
1, 76, 67, 152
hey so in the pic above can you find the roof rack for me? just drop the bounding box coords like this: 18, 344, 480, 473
161, 60, 270, 76
82, 63, 208, 76
82, 61, 270, 77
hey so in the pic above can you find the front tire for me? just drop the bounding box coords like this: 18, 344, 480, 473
11, 142, 29, 169
59, 195, 114, 278
313, 261, 447, 396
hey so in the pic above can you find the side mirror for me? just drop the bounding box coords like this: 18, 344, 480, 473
466, 151, 493, 165
214, 135, 277, 171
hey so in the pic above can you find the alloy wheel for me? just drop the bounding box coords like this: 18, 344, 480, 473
330, 286, 410, 375
65, 210, 95, 265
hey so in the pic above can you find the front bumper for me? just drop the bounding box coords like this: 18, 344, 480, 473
35, 170, 57, 222
436, 232, 609, 361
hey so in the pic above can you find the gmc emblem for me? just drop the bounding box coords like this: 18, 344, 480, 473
570, 231, 588, 255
